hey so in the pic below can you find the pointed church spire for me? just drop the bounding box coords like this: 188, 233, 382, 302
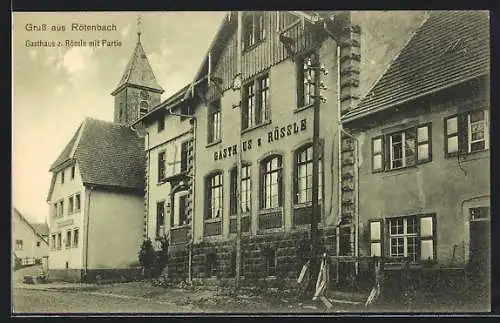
111, 15, 164, 96
137, 14, 142, 43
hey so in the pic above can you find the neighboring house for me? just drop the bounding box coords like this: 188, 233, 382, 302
46, 33, 162, 282
132, 11, 427, 284
12, 208, 49, 267
340, 10, 490, 290
134, 85, 195, 249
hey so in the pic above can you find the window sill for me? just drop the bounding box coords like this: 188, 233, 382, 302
241, 120, 272, 135
445, 149, 489, 161
257, 227, 284, 235
258, 207, 283, 216
204, 218, 222, 224
171, 224, 190, 230
229, 213, 251, 219
294, 104, 314, 114
381, 165, 418, 177
206, 139, 222, 149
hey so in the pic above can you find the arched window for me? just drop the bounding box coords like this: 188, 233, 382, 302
205, 172, 223, 220
260, 155, 283, 209
230, 164, 251, 215
294, 144, 323, 205
139, 100, 149, 117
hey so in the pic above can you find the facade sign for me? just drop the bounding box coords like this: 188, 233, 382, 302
213, 118, 307, 161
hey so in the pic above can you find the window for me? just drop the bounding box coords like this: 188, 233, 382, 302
372, 124, 432, 172
53, 203, 58, 218
230, 165, 252, 215
369, 214, 435, 262
61, 170, 65, 184
172, 192, 189, 227
36, 241, 41, 247
470, 206, 490, 221
71, 166, 75, 179
156, 201, 165, 238
263, 247, 277, 277
73, 229, 79, 248
260, 156, 283, 209
445, 109, 489, 157
206, 253, 217, 277
158, 151, 166, 182
57, 232, 62, 250
51, 234, 56, 251
179, 195, 188, 226
180, 141, 190, 173
158, 117, 165, 132
75, 194, 81, 212
243, 12, 266, 49
205, 172, 223, 219
242, 74, 270, 130
208, 100, 221, 144
294, 144, 323, 204
65, 231, 71, 248
68, 196, 74, 214
139, 101, 149, 117
15, 240, 23, 250
58, 200, 64, 217
297, 52, 317, 108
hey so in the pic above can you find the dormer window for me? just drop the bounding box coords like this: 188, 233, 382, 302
139, 101, 149, 117
243, 12, 266, 49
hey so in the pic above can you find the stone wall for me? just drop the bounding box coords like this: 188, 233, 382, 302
167, 226, 337, 287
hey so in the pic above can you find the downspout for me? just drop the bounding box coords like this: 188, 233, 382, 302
83, 185, 94, 280
323, 22, 343, 272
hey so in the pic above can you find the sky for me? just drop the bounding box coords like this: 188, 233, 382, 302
12, 11, 226, 224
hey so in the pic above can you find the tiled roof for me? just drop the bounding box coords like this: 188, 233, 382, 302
112, 39, 164, 94
31, 223, 49, 236
75, 118, 145, 190
49, 118, 145, 192
345, 11, 490, 121
49, 123, 81, 171
13, 208, 49, 243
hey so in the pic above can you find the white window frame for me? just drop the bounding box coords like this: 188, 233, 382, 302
173, 191, 189, 227
389, 216, 419, 261
467, 110, 489, 153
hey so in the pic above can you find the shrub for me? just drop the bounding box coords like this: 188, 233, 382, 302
138, 238, 156, 278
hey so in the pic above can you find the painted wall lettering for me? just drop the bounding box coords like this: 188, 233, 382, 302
212, 118, 308, 161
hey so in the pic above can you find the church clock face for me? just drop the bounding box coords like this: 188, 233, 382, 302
140, 90, 149, 100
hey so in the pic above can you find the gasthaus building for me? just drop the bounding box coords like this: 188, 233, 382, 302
341, 10, 490, 296
133, 11, 432, 286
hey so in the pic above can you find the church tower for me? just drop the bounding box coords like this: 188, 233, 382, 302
111, 23, 164, 125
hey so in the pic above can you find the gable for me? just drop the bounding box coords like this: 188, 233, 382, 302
348, 11, 490, 120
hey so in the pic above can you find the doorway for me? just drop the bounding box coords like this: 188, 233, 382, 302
468, 206, 490, 289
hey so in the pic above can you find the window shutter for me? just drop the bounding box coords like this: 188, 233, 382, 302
427, 123, 433, 161
458, 112, 468, 155
384, 135, 391, 170
369, 220, 383, 257
419, 214, 436, 261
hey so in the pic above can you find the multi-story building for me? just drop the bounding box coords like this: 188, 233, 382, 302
134, 11, 429, 285
340, 10, 490, 298
46, 33, 162, 282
